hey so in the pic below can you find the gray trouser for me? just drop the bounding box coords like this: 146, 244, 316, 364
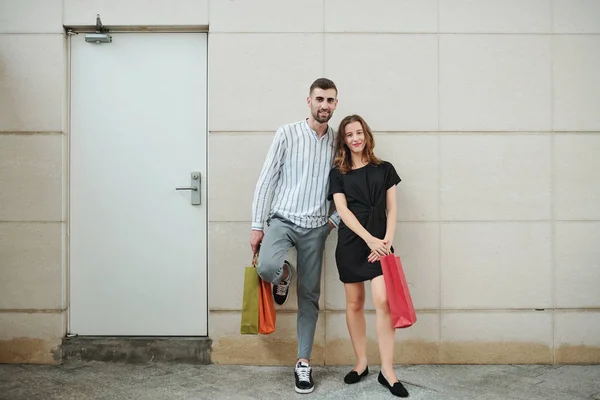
256, 215, 330, 360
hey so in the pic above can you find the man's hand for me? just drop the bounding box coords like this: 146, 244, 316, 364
328, 220, 335, 230
250, 229, 264, 254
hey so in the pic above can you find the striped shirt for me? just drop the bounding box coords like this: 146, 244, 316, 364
252, 119, 341, 230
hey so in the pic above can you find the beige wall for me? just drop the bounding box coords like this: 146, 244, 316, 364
1, 0, 599, 365
0, 0, 66, 363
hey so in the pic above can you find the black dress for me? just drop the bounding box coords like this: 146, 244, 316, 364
327, 161, 401, 283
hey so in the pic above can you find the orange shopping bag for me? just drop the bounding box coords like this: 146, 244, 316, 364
255, 254, 276, 334
258, 277, 276, 334
380, 253, 417, 329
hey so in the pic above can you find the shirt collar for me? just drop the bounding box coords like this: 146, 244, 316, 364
304, 119, 331, 140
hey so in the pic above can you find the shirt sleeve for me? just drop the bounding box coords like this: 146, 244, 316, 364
251, 128, 286, 230
327, 167, 344, 201
328, 210, 341, 228
384, 162, 401, 190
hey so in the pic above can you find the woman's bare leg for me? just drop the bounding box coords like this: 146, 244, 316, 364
344, 282, 368, 372
371, 275, 398, 383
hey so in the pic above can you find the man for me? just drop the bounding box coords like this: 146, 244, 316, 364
250, 78, 340, 394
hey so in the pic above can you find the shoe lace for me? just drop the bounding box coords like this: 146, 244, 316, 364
275, 281, 289, 296
296, 365, 311, 382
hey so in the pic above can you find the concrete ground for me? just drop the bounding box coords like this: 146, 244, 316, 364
0, 363, 599, 400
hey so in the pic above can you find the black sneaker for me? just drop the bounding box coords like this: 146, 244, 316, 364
294, 361, 314, 394
273, 260, 292, 306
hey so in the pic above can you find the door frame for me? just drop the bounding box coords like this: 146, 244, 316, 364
64, 27, 210, 336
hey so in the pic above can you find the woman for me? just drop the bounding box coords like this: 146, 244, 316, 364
327, 115, 408, 397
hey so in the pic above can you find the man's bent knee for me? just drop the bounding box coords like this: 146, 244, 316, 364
256, 259, 283, 284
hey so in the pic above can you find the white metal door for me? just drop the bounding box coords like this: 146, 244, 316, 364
69, 33, 207, 335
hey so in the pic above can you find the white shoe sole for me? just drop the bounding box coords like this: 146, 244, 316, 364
294, 386, 314, 394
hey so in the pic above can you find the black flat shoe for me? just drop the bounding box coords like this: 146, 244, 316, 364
378, 371, 409, 397
343, 366, 369, 384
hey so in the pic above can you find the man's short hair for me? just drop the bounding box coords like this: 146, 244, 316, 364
309, 78, 337, 96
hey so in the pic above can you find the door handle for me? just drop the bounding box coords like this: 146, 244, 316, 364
175, 172, 201, 205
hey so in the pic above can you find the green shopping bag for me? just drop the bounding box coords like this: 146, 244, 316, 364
240, 262, 260, 335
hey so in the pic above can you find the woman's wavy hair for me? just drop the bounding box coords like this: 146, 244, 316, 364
333, 114, 381, 174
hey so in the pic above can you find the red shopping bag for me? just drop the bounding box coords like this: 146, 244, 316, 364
380, 253, 417, 329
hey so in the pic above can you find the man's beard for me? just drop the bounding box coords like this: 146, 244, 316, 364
313, 109, 332, 123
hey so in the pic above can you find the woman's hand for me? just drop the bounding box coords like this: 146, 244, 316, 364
367, 237, 393, 263
383, 236, 393, 253
366, 236, 389, 257
368, 251, 379, 263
